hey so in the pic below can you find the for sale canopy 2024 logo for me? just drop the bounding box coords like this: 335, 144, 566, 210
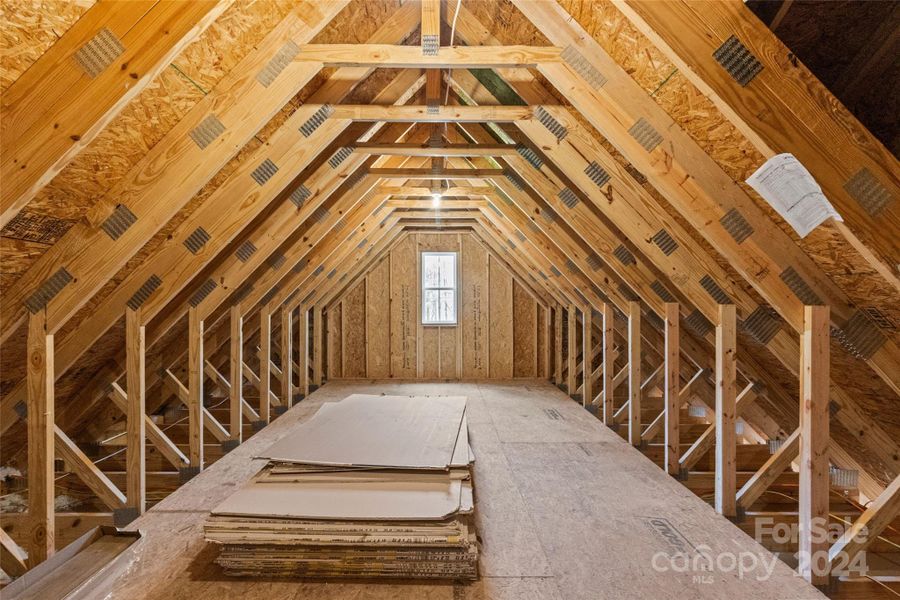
641, 515, 869, 583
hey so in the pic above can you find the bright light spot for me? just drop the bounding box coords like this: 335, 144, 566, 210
432, 192, 442, 207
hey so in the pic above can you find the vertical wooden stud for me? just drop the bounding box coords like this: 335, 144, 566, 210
800, 305, 830, 585
125, 307, 145, 514
281, 306, 293, 407
664, 303, 680, 476
715, 304, 737, 517
544, 305, 552, 380
627, 302, 642, 445
229, 305, 242, 442
582, 306, 593, 408
297, 305, 308, 399
187, 307, 204, 470
259, 306, 272, 423
27, 309, 54, 565
601, 303, 615, 425
554, 305, 563, 385
313, 307, 323, 386
567, 304, 577, 396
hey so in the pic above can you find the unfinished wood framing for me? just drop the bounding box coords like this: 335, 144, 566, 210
125, 307, 146, 516
663, 303, 680, 476
799, 305, 830, 586
26, 310, 54, 565
715, 305, 737, 518
2, 2, 897, 595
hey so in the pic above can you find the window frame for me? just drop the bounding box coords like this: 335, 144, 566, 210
420, 251, 458, 326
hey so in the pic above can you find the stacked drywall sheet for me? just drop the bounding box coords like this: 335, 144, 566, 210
204, 394, 478, 580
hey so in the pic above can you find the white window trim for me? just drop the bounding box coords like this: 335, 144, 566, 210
421, 251, 458, 326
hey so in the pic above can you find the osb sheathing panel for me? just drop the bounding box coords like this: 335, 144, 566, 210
512, 280, 536, 377
327, 303, 342, 380
390, 234, 417, 377
537, 304, 546, 378
461, 234, 488, 378
365, 257, 391, 378
488, 254, 513, 378
341, 280, 366, 378
0, 0, 95, 91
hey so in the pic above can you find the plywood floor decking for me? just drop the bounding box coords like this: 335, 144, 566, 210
109, 381, 826, 600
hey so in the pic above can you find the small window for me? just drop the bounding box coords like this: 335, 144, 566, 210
421, 252, 457, 325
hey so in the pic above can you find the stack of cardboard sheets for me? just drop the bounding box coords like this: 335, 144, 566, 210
204, 394, 477, 580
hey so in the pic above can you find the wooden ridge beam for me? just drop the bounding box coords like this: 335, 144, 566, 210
613, 0, 899, 287
0, 0, 230, 227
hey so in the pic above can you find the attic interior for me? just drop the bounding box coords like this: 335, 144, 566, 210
0, 0, 898, 598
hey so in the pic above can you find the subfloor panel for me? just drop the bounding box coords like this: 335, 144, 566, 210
111, 381, 825, 600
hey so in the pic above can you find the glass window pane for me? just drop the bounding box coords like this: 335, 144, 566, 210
423, 289, 439, 323
438, 255, 455, 287
423, 255, 440, 287
439, 289, 455, 322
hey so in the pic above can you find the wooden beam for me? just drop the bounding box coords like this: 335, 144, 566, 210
0, 527, 28, 577
125, 308, 145, 515
582, 306, 593, 409
601, 303, 615, 424
27, 310, 54, 565
627, 301, 641, 446
799, 305, 830, 585
229, 306, 242, 442
281, 306, 294, 408
109, 382, 188, 469
259, 306, 272, 423
331, 104, 533, 122
188, 307, 204, 470
829, 472, 900, 571
421, 0, 440, 54
715, 304, 737, 517
737, 427, 800, 510
292, 44, 562, 67
297, 306, 309, 398
54, 426, 126, 510
0, 0, 229, 228
642, 368, 705, 442
554, 306, 563, 386
567, 305, 577, 396
370, 167, 505, 177
355, 142, 518, 156
313, 308, 324, 386
664, 303, 680, 475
